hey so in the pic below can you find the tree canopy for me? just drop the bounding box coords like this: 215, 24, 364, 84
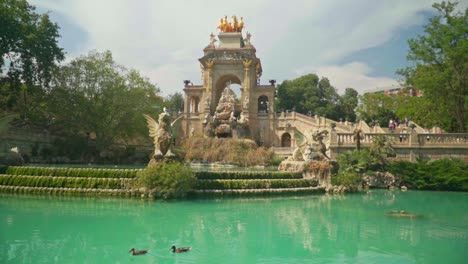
48, 51, 162, 155
165, 92, 184, 113
0, 0, 64, 110
398, 1, 467, 132
275, 74, 354, 121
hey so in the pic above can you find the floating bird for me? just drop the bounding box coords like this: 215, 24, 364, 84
385, 210, 420, 219
129, 248, 149, 256
171, 245, 191, 253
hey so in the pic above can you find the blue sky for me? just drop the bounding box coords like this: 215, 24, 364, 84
31, 0, 465, 96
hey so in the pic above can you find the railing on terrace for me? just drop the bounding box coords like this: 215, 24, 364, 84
336, 133, 409, 146
418, 133, 468, 146
274, 111, 354, 132
336, 132, 468, 147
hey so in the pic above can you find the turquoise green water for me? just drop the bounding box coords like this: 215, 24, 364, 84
0, 191, 467, 263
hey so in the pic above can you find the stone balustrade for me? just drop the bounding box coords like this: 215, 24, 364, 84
331, 131, 468, 162
417, 133, 467, 146
335, 132, 468, 147
336, 133, 412, 146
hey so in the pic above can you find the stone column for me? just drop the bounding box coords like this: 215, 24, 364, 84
183, 93, 190, 117
409, 129, 418, 162
242, 59, 252, 112
204, 60, 214, 113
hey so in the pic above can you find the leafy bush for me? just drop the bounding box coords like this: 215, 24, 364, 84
387, 158, 468, 191
334, 136, 396, 187
269, 155, 285, 166
332, 171, 361, 186
136, 162, 196, 199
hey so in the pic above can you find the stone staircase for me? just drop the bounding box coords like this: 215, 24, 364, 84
0, 166, 325, 197
191, 171, 325, 196
0, 166, 141, 197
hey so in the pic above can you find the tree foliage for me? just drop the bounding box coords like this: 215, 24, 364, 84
340, 88, 359, 122
398, 1, 468, 132
276, 74, 345, 120
48, 50, 162, 155
388, 158, 468, 191
334, 135, 395, 187
165, 92, 184, 113
0, 0, 64, 111
355, 93, 399, 127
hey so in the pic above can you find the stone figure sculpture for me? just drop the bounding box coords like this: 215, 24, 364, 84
144, 108, 183, 162
289, 129, 330, 161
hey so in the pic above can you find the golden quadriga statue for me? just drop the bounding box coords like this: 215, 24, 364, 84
217, 15, 244, 32
144, 108, 183, 164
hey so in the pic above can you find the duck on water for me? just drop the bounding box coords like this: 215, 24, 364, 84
385, 210, 421, 218
129, 248, 148, 256
171, 245, 191, 253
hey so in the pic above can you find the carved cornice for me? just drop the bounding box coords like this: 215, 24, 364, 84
200, 51, 254, 63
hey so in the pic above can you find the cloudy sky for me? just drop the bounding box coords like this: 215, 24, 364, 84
31, 0, 462, 96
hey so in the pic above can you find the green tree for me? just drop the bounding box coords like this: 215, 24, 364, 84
0, 113, 17, 137
165, 92, 184, 113
276, 74, 342, 119
398, 1, 467, 132
356, 93, 398, 127
340, 88, 359, 122
0, 0, 64, 112
48, 50, 162, 156
394, 96, 440, 128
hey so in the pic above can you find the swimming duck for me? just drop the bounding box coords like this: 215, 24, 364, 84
171, 245, 191, 253
129, 248, 148, 256
385, 210, 420, 218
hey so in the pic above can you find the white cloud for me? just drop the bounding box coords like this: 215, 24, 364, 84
297, 62, 399, 94
31, 0, 442, 96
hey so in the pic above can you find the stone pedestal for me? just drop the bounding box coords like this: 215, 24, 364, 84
218, 33, 244, 48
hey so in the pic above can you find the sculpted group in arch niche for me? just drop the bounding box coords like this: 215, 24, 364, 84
202, 82, 249, 139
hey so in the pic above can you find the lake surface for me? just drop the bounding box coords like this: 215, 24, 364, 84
0, 190, 467, 263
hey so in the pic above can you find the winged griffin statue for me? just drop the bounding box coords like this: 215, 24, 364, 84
144, 108, 183, 163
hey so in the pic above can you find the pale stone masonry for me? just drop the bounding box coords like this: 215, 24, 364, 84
180, 30, 468, 162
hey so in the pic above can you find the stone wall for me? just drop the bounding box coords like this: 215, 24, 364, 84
0, 128, 153, 164
329, 131, 468, 162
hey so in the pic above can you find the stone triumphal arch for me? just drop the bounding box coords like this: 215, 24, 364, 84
179, 17, 468, 163
181, 17, 346, 147
182, 19, 277, 144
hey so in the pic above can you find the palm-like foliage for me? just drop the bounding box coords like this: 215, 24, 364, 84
334, 135, 395, 186
370, 135, 395, 166
353, 128, 363, 151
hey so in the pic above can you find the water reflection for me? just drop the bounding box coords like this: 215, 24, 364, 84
1, 191, 467, 263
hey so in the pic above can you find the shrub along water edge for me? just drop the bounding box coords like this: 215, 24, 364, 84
387, 158, 468, 191
136, 162, 196, 199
